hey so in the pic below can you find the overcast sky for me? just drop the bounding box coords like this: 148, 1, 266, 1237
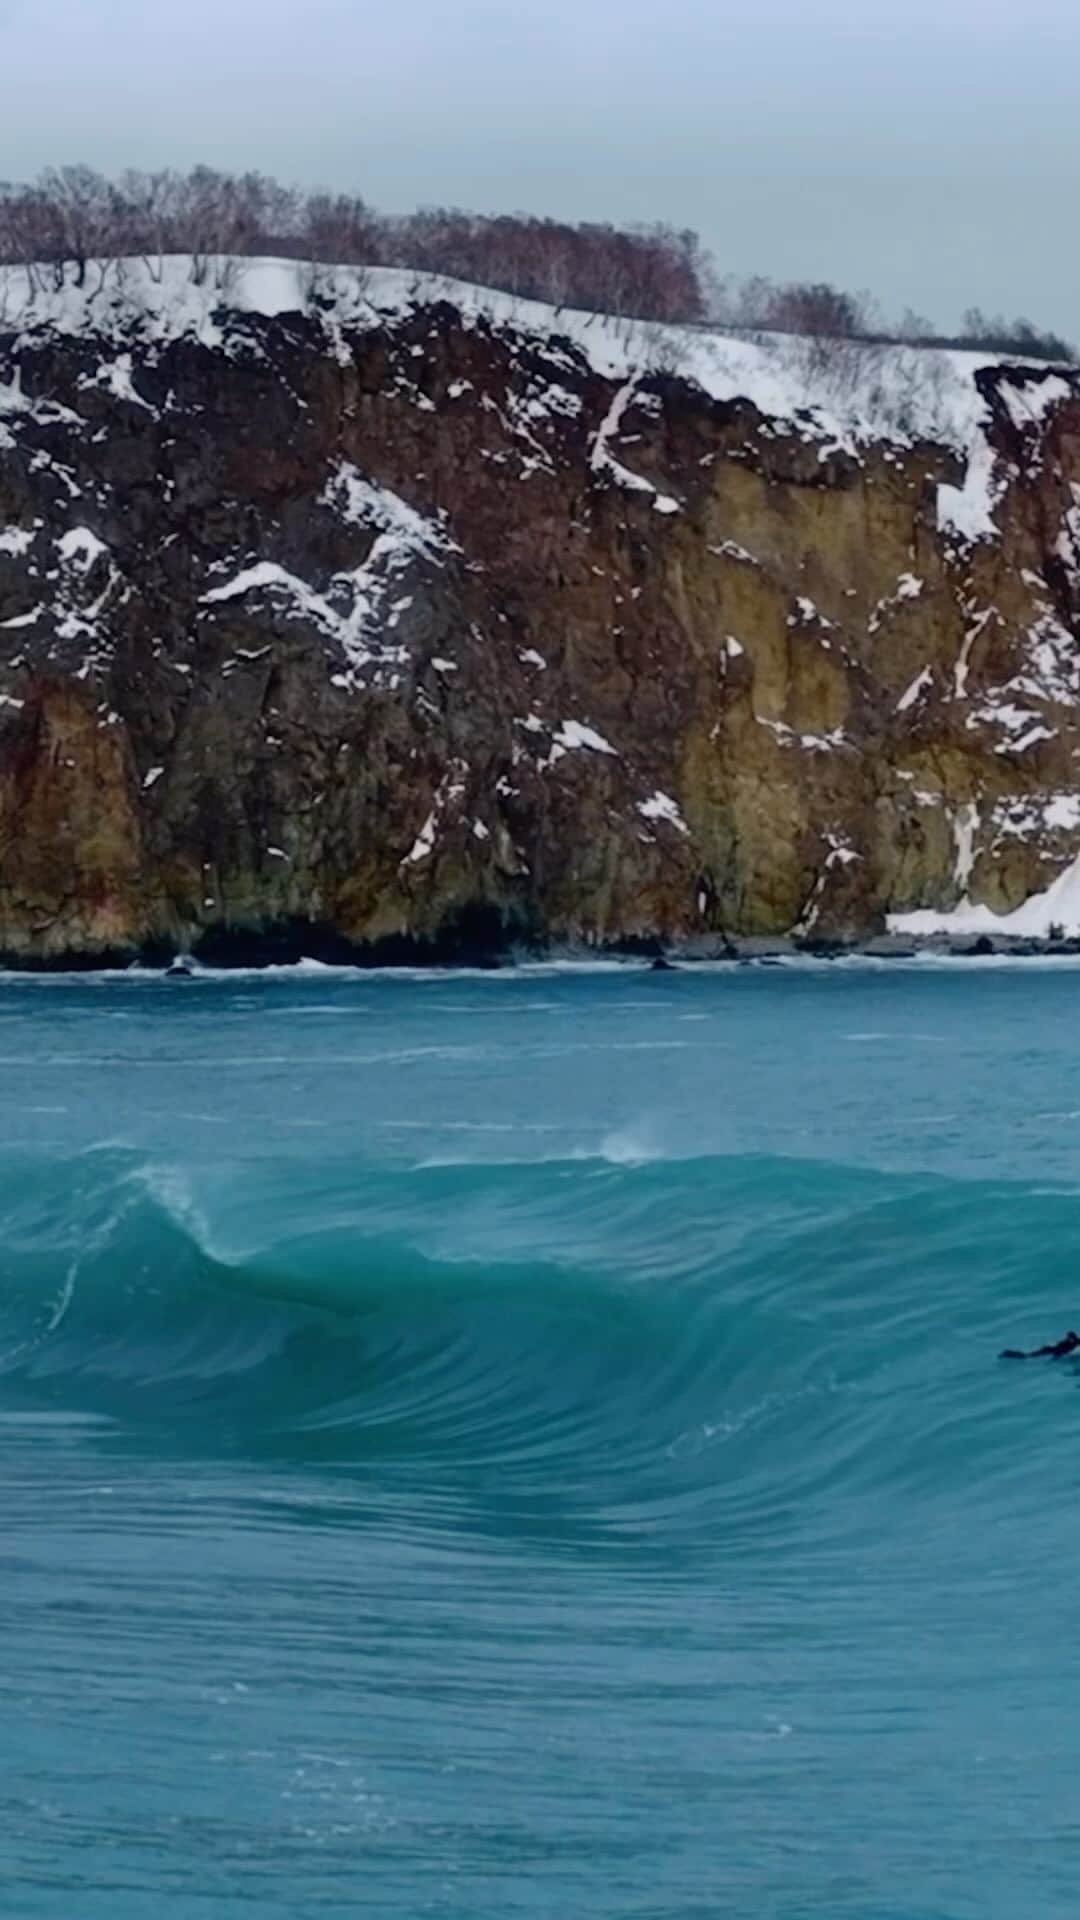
1, 0, 1077, 333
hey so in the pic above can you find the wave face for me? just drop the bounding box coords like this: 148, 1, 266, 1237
4, 965, 1080, 1917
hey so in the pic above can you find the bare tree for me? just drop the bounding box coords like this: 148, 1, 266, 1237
115, 168, 186, 281
36, 165, 120, 288
0, 184, 66, 293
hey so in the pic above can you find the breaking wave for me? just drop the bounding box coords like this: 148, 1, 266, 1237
2, 1140, 1075, 1554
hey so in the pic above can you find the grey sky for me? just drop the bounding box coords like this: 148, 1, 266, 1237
2, 0, 1077, 333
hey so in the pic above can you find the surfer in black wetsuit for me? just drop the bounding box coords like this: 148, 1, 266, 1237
1000, 1330, 1080, 1360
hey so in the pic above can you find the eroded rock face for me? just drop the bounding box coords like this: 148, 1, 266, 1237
2, 271, 1080, 963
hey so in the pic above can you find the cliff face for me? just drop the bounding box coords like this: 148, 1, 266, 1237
2, 260, 1080, 964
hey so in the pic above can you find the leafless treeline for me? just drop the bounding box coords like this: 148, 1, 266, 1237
718, 275, 1075, 364
1, 165, 1072, 362
0, 164, 708, 324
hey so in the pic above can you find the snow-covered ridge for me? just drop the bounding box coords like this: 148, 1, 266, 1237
2, 254, 1072, 543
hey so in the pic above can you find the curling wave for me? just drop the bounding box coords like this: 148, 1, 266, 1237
0, 1141, 1074, 1555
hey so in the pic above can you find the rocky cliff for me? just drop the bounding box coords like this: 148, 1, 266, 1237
2, 258, 1080, 966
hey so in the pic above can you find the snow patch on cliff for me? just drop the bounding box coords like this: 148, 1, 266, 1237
400, 762, 469, 867
201, 466, 452, 689
990, 794, 1080, 841
552, 720, 616, 757
320, 461, 456, 556
938, 424, 1003, 545
890, 855, 1080, 939
952, 802, 980, 892
512, 713, 620, 771
891, 794, 1080, 937
57, 527, 107, 571
200, 559, 409, 686
78, 353, 155, 413
870, 573, 924, 634
797, 832, 862, 932
897, 666, 934, 713
202, 562, 302, 605
588, 375, 680, 509
0, 369, 31, 418
638, 791, 689, 834
0, 524, 35, 557
1000, 376, 1073, 430
757, 716, 849, 753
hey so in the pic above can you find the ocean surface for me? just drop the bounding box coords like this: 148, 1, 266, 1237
2, 959, 1080, 1918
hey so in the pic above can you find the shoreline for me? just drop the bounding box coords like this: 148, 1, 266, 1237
3, 929, 1080, 978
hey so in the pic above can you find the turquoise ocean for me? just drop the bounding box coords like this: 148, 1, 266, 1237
2, 960, 1079, 1917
